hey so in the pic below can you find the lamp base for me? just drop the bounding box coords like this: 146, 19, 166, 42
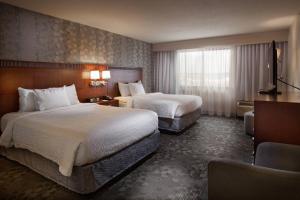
90, 80, 106, 87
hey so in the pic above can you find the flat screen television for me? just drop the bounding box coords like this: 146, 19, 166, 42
259, 40, 281, 95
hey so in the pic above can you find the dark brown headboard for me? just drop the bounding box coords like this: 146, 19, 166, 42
0, 60, 142, 117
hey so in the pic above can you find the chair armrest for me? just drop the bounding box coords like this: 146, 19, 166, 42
208, 159, 300, 200
256, 142, 300, 171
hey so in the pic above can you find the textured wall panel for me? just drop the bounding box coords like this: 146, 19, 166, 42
0, 4, 19, 60
18, 9, 37, 61
63, 21, 80, 63
79, 24, 97, 63
0, 2, 152, 91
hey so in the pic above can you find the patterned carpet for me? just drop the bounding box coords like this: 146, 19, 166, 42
0, 116, 253, 200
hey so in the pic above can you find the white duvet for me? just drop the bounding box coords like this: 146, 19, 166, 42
0, 103, 158, 176
115, 93, 202, 118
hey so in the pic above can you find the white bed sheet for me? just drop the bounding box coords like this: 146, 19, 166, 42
115, 93, 202, 118
1, 112, 29, 132
0, 103, 158, 176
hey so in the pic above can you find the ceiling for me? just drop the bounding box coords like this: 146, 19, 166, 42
1, 0, 300, 43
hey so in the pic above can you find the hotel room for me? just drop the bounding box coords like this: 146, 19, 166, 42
0, 0, 299, 199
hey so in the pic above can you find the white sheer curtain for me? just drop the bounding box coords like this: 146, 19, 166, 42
153, 42, 288, 117
153, 51, 176, 93
176, 48, 236, 117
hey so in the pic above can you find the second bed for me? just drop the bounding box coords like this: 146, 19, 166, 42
115, 92, 202, 133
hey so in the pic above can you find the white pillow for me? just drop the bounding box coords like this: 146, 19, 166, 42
128, 81, 146, 96
18, 87, 36, 112
118, 82, 131, 97
34, 87, 71, 111
64, 84, 80, 105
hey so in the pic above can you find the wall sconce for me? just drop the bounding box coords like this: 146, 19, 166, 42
90, 70, 102, 87
102, 70, 111, 80
89, 70, 111, 87
100, 70, 111, 87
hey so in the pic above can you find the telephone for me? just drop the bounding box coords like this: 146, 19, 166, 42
102, 95, 113, 100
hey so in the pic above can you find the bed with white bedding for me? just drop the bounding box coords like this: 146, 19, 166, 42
115, 92, 202, 133
0, 103, 159, 194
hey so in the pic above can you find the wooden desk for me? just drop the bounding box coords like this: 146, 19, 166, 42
254, 92, 300, 149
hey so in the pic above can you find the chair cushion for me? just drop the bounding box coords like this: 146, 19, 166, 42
255, 142, 300, 172
208, 159, 300, 200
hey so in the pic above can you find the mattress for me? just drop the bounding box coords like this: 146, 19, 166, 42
0, 103, 158, 176
115, 93, 202, 118
0, 130, 160, 194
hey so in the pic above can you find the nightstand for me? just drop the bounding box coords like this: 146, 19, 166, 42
97, 99, 119, 107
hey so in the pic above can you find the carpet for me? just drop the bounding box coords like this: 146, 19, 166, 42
0, 116, 253, 200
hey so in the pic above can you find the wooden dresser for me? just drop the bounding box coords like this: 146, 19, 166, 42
254, 92, 300, 150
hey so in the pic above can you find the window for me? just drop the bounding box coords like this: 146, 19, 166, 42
177, 48, 231, 88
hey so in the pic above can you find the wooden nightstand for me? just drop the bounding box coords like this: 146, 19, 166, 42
97, 99, 119, 107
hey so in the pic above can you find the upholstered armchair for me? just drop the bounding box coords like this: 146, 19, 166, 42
208, 142, 300, 200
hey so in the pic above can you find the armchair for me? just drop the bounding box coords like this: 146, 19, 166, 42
208, 142, 300, 200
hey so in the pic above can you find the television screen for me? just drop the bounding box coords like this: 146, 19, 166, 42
260, 40, 279, 95
268, 41, 277, 88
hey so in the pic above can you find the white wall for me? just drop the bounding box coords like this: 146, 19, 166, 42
153, 30, 289, 51
288, 15, 300, 90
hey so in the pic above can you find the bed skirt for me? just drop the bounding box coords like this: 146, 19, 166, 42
0, 130, 160, 194
158, 108, 201, 133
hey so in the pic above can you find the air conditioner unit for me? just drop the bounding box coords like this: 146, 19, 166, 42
236, 100, 254, 117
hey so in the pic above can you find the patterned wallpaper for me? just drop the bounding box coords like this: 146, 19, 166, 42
0, 3, 152, 91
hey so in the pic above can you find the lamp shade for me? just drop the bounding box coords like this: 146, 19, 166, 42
102, 70, 111, 80
90, 70, 100, 79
